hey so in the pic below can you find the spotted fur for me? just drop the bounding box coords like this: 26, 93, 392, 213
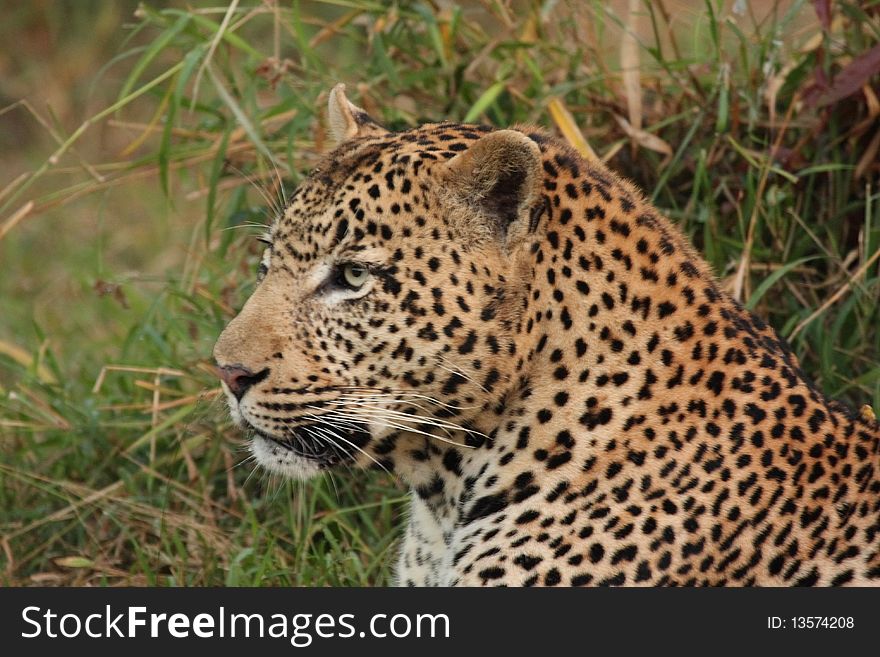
213, 85, 880, 586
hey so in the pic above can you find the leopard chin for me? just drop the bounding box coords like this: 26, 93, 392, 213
250, 433, 326, 480
247, 421, 371, 477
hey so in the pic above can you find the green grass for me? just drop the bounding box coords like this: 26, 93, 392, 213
1, 0, 879, 586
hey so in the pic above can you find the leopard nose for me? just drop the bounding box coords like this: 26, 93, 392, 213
217, 365, 270, 401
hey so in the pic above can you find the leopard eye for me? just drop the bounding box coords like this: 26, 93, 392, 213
339, 263, 370, 290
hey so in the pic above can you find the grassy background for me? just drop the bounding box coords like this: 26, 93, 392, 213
1, 0, 879, 586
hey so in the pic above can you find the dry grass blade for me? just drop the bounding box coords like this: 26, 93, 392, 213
92, 365, 187, 394
547, 97, 598, 162
855, 127, 880, 180
0, 475, 124, 543
10, 385, 70, 429
0, 172, 28, 207
119, 87, 172, 157
309, 8, 362, 48
613, 115, 672, 159
789, 239, 880, 339
0, 335, 55, 382
0, 99, 104, 182
0, 201, 34, 242
191, 0, 241, 112
731, 96, 798, 301
0, 60, 183, 217
621, 0, 643, 135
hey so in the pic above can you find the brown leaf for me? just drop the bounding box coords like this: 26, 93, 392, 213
811, 43, 880, 108
801, 60, 830, 108
93, 280, 129, 309
812, 0, 832, 31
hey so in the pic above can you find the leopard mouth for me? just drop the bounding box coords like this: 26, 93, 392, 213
248, 420, 369, 469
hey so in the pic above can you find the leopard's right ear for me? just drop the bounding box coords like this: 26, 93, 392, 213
441, 129, 544, 251
327, 83, 387, 145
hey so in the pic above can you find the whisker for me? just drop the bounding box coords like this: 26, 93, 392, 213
227, 163, 284, 219
242, 452, 262, 489
220, 220, 270, 233
323, 403, 462, 442
313, 408, 474, 449
334, 387, 479, 410
303, 417, 392, 475
435, 355, 490, 394
266, 151, 289, 211
228, 453, 257, 472
323, 468, 340, 503
320, 400, 488, 439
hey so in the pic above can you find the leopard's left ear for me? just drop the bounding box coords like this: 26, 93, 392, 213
327, 83, 387, 144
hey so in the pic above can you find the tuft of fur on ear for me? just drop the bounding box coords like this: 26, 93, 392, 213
442, 129, 544, 249
327, 83, 387, 144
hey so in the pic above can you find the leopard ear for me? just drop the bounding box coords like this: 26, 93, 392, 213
327, 83, 387, 144
442, 129, 544, 248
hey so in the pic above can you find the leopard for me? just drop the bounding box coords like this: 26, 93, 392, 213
213, 83, 880, 586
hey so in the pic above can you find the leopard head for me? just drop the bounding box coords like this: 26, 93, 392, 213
213, 84, 545, 481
